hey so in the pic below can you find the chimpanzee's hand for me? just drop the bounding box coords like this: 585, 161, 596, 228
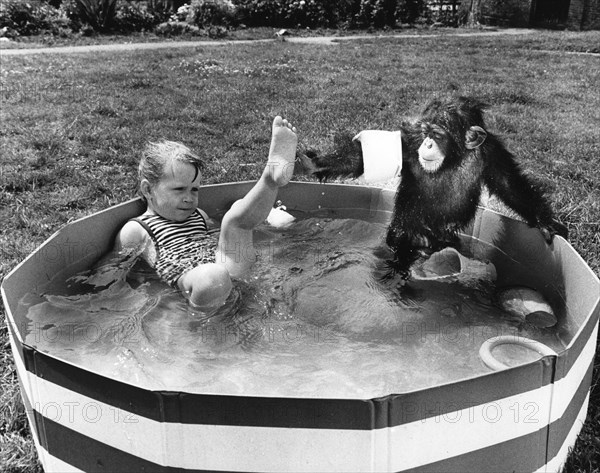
539, 220, 568, 244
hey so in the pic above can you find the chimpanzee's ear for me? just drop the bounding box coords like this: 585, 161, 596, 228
465, 126, 487, 149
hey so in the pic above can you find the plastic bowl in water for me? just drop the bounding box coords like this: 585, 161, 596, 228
496, 286, 558, 328
411, 247, 497, 282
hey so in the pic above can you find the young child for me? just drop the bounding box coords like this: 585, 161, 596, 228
114, 116, 297, 312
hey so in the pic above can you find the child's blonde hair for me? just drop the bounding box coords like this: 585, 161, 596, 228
138, 140, 204, 202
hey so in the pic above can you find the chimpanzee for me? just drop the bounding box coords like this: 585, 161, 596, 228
302, 96, 567, 279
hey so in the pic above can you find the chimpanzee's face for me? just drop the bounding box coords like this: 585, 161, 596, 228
417, 122, 452, 173
416, 117, 487, 173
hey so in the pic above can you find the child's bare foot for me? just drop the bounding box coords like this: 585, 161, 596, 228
267, 116, 297, 186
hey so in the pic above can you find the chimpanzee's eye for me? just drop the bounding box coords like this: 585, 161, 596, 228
430, 125, 446, 141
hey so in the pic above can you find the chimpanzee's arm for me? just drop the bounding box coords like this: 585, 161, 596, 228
482, 136, 566, 241
301, 132, 363, 182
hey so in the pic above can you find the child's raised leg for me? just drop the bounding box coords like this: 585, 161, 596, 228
217, 116, 297, 277
178, 117, 296, 311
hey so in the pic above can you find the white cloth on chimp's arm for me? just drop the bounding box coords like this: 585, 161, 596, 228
352, 130, 403, 185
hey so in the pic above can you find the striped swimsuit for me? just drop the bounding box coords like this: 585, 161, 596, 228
131, 209, 218, 287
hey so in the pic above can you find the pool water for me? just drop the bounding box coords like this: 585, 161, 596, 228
19, 216, 565, 399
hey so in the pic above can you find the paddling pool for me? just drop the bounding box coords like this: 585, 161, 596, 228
2, 182, 599, 473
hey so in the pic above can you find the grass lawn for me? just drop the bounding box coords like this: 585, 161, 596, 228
1, 28, 599, 472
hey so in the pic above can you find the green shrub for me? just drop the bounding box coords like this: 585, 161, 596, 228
0, 0, 71, 35
114, 2, 158, 31
233, 0, 349, 28
280, 0, 341, 28
232, 0, 282, 27
396, 0, 425, 24
0, 25, 19, 38
60, 0, 83, 29
333, 0, 361, 28
481, 0, 530, 27
144, 0, 174, 24
232, 0, 408, 29
174, 3, 191, 21
75, 0, 118, 31
354, 0, 398, 28
154, 19, 200, 35
207, 24, 227, 36
186, 0, 236, 27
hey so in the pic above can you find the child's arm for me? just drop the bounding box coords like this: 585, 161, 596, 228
86, 221, 152, 287
114, 220, 152, 253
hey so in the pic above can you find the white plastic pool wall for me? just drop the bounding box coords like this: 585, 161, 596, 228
2, 182, 599, 473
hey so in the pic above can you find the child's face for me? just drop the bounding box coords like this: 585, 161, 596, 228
144, 159, 201, 221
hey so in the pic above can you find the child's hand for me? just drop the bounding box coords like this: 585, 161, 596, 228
85, 264, 119, 288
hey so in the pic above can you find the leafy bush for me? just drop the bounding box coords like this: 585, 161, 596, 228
233, 0, 345, 27
232, 0, 282, 27
174, 3, 191, 21
480, 0, 530, 27
0, 0, 71, 35
354, 0, 398, 28
75, 0, 118, 31
186, 0, 236, 27
232, 0, 420, 29
0, 0, 444, 36
280, 0, 341, 28
142, 0, 173, 24
154, 19, 200, 35
114, 2, 158, 31
207, 24, 227, 37
333, 0, 361, 28
396, 0, 425, 24
60, 0, 82, 29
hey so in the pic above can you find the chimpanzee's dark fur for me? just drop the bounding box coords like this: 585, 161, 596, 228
304, 96, 567, 278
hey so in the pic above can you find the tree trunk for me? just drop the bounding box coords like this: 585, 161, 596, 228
466, 0, 482, 27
